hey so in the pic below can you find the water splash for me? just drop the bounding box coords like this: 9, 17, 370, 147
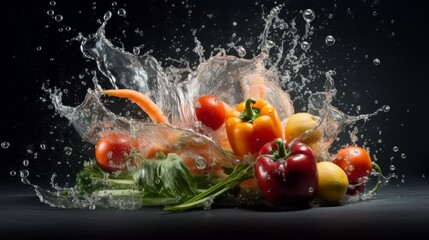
29, 4, 391, 209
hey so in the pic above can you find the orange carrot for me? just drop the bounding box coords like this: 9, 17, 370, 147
239, 177, 258, 190
101, 89, 170, 124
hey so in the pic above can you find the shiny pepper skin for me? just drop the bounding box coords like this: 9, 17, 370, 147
226, 98, 283, 156
255, 138, 319, 207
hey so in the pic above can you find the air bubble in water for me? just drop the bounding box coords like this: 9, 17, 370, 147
390, 164, 396, 171
54, 14, 63, 22
47, 10, 54, 16
1, 141, 10, 149
36, 46, 42, 51
308, 187, 314, 193
194, 157, 207, 170
40, 144, 46, 150
23, 159, 29, 166
303, 9, 315, 23
393, 146, 399, 152
50, 1, 56, 6
401, 153, 407, 159
373, 58, 380, 65
325, 35, 335, 46
117, 8, 126, 17
10, 171, 16, 176
300, 41, 310, 51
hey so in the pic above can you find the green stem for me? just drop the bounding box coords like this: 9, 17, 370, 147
240, 98, 258, 122
273, 138, 288, 159
369, 162, 383, 194
164, 164, 253, 212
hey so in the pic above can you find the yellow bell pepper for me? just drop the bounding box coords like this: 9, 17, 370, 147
226, 98, 283, 156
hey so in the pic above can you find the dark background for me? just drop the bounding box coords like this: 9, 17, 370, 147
1, 0, 428, 189
1, 0, 429, 239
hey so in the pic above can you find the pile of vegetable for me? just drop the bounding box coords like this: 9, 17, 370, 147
70, 88, 382, 212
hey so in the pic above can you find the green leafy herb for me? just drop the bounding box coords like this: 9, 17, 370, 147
74, 152, 199, 206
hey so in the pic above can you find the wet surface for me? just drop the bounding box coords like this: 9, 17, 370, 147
1, 181, 428, 239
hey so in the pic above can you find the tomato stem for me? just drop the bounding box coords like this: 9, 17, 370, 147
369, 162, 383, 194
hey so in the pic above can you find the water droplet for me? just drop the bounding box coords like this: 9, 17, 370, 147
393, 146, 399, 152
194, 157, 207, 170
10, 171, 16, 176
390, 164, 396, 171
401, 153, 407, 159
104, 11, 112, 21
373, 58, 380, 66
133, 46, 140, 55
325, 35, 335, 46
265, 40, 275, 49
54, 14, 63, 22
1, 141, 10, 149
64, 147, 72, 156
49, 1, 56, 6
155, 178, 161, 184
382, 105, 390, 112
236, 45, 246, 57
107, 151, 113, 158
303, 9, 315, 23
23, 159, 29, 167
300, 41, 310, 51
47, 10, 55, 16
36, 46, 42, 51
19, 170, 29, 178
117, 8, 126, 17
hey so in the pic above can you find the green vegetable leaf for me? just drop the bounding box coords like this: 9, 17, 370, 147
134, 152, 199, 201
74, 152, 199, 206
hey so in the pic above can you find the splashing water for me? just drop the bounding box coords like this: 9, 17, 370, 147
22, 5, 393, 210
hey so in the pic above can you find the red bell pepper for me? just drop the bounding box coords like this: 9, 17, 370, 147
255, 138, 318, 207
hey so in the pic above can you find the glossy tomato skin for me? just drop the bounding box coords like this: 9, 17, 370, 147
255, 140, 318, 207
195, 96, 226, 131
332, 146, 372, 194
95, 133, 137, 172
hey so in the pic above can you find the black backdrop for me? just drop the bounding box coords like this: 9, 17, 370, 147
1, 0, 428, 188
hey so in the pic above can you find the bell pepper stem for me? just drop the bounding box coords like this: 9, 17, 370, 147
369, 162, 383, 194
241, 98, 257, 122
273, 138, 288, 160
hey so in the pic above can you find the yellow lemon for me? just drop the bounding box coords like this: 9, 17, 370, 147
284, 112, 318, 142
315, 161, 349, 204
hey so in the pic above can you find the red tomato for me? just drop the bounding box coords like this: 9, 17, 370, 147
95, 133, 138, 172
332, 146, 372, 189
195, 95, 226, 131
